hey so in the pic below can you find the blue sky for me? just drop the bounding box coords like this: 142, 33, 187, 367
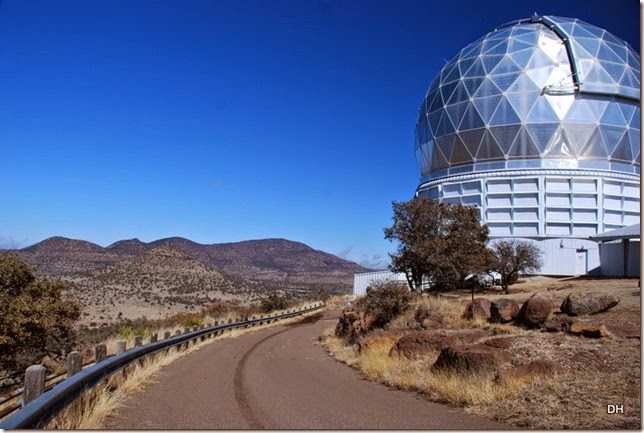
0, 0, 640, 269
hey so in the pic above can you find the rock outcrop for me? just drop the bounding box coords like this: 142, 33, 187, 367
389, 329, 491, 359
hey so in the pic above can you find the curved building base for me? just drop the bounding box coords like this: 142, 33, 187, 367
416, 168, 640, 275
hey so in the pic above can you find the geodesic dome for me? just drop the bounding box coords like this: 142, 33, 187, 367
415, 14, 640, 181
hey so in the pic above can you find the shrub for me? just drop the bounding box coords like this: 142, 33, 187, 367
259, 293, 289, 313
181, 317, 204, 328
116, 326, 151, 339
363, 281, 417, 328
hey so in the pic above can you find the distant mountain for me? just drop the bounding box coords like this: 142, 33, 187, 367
14, 235, 370, 326
17, 236, 370, 292
20, 236, 121, 276
105, 238, 149, 256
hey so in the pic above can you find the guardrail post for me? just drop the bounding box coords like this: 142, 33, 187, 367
95, 344, 107, 363
116, 340, 127, 354
23, 365, 46, 406
150, 333, 158, 343
175, 330, 181, 336
66, 351, 82, 379
134, 336, 143, 347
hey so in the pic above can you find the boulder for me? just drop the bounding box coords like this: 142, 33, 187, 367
544, 313, 578, 333
390, 330, 451, 359
490, 299, 520, 323
567, 322, 610, 338
390, 329, 491, 359
560, 292, 620, 316
432, 344, 507, 374
515, 291, 555, 328
463, 298, 492, 320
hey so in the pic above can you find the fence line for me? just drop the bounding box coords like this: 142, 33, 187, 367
0, 303, 325, 429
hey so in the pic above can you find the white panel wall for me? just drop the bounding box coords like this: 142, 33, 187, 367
353, 271, 408, 296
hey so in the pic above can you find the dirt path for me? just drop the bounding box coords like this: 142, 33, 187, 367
105, 309, 508, 429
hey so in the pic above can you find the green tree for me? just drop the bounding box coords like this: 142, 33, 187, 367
0, 253, 81, 376
384, 197, 492, 291
492, 240, 543, 294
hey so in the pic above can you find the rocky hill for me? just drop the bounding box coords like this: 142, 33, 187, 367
20, 236, 121, 275
13, 236, 370, 324
65, 244, 271, 324
19, 236, 369, 292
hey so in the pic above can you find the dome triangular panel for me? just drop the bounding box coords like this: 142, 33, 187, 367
610, 132, 633, 162
508, 126, 540, 157
628, 129, 640, 163
543, 126, 576, 158
578, 127, 608, 159
526, 123, 559, 153
562, 123, 595, 155
490, 124, 522, 154
600, 103, 627, 127
431, 137, 450, 170
575, 37, 601, 57
459, 128, 486, 158
482, 55, 504, 74
599, 125, 627, 156
490, 97, 522, 126
472, 95, 503, 124
476, 129, 505, 160
459, 104, 485, 131
450, 135, 473, 165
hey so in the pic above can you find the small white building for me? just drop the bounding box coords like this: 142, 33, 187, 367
352, 270, 407, 297
590, 224, 640, 277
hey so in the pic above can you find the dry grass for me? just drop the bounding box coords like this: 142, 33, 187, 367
387, 294, 486, 330
43, 306, 322, 429
324, 333, 533, 407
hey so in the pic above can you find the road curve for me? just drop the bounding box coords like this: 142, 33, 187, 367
106, 309, 508, 429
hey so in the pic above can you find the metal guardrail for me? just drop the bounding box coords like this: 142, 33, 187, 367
0, 303, 325, 429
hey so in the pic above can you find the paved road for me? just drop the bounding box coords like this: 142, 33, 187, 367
106, 309, 508, 429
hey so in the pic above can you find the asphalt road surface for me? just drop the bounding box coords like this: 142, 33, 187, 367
106, 309, 508, 429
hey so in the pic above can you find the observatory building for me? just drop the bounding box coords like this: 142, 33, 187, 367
414, 15, 640, 275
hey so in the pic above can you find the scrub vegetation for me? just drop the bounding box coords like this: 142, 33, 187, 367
323, 277, 640, 429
